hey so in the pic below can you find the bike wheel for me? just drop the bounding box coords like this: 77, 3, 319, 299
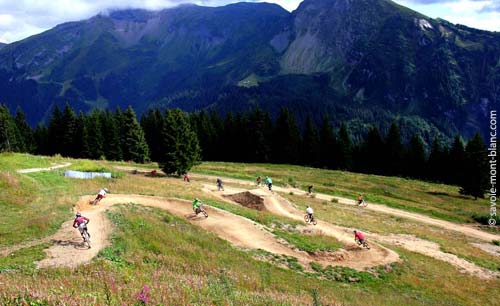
363, 242, 370, 249
312, 218, 317, 225
304, 214, 310, 223
83, 230, 91, 248
202, 210, 208, 218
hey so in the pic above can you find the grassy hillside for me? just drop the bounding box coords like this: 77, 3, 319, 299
0, 153, 499, 305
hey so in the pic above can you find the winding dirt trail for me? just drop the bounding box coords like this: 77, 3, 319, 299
17, 162, 72, 173
204, 185, 499, 280
37, 194, 393, 270
192, 173, 500, 242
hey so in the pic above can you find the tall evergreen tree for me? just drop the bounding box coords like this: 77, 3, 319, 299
60, 103, 78, 157
301, 114, 320, 167
83, 111, 104, 159
337, 123, 353, 170
0, 105, 18, 152
360, 126, 384, 174
272, 108, 301, 164
383, 122, 404, 176
460, 133, 488, 199
48, 105, 64, 155
100, 111, 122, 160
319, 116, 337, 169
447, 135, 465, 185
121, 106, 150, 163
159, 109, 201, 175
245, 107, 272, 162
33, 124, 49, 155
406, 134, 426, 178
193, 110, 216, 160
14, 107, 35, 153
426, 138, 447, 182
140, 109, 164, 161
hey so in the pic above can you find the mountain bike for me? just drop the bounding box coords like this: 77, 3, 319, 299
357, 199, 367, 207
195, 205, 209, 218
80, 223, 91, 248
355, 237, 370, 249
304, 214, 317, 225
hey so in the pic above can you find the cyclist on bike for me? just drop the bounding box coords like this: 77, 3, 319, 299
73, 212, 90, 241
265, 176, 272, 191
193, 198, 203, 214
183, 173, 190, 183
306, 205, 314, 222
92, 188, 108, 205
256, 176, 261, 186
216, 178, 224, 191
354, 230, 365, 244
357, 194, 364, 205
308, 185, 314, 195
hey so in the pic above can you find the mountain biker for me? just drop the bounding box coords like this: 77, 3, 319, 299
216, 178, 224, 191
308, 185, 314, 195
306, 205, 314, 221
73, 212, 90, 241
92, 188, 108, 205
193, 198, 203, 214
357, 194, 364, 205
354, 230, 365, 244
265, 176, 272, 191
256, 176, 261, 186
183, 173, 190, 183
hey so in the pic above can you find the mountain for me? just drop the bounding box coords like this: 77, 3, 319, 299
0, 0, 499, 143
0, 43, 5, 50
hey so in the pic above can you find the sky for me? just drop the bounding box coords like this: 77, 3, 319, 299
0, 0, 498, 44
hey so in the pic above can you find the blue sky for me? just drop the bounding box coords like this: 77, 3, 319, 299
0, 0, 498, 43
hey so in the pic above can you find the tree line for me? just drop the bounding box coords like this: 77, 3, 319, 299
0, 104, 488, 198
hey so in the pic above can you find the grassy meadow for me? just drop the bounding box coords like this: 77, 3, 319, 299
0, 153, 499, 305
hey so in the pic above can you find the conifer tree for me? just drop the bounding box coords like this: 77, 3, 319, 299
460, 133, 488, 199
384, 122, 404, 176
159, 109, 201, 175
83, 111, 104, 159
100, 111, 122, 160
48, 105, 64, 155
447, 135, 465, 185
33, 124, 49, 155
337, 123, 353, 170
301, 114, 320, 167
427, 138, 446, 182
406, 134, 426, 178
14, 107, 35, 153
272, 108, 301, 164
319, 116, 337, 169
360, 126, 384, 174
140, 109, 163, 161
122, 106, 150, 163
0, 105, 18, 152
61, 103, 78, 157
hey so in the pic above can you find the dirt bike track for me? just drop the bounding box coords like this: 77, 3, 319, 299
6, 164, 497, 279
190, 173, 500, 243
37, 194, 390, 270
204, 185, 499, 280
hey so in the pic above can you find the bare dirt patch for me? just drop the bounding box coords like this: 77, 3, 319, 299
225, 191, 266, 211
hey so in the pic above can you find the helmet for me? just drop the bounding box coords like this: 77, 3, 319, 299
353, 230, 357, 233
195, 198, 200, 201
307, 205, 310, 208
76, 212, 81, 218
104, 188, 109, 192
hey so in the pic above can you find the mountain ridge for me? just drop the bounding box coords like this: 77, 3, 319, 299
0, 0, 498, 143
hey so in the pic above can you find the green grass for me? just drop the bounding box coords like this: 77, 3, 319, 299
274, 230, 343, 253
1, 153, 500, 305
192, 162, 491, 224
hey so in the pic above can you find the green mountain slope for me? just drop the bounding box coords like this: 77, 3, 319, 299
0, 0, 498, 142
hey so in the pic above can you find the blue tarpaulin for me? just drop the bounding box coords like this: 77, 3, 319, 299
64, 170, 112, 179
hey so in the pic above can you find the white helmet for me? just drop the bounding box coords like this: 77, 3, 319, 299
104, 188, 109, 192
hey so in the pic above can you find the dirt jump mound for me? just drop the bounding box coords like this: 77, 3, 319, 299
225, 191, 266, 211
